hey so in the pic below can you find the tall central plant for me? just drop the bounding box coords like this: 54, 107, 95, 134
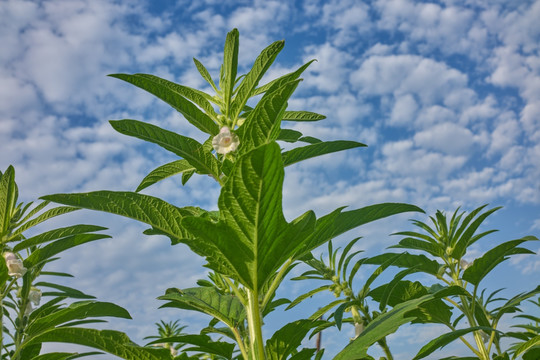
44, 29, 422, 359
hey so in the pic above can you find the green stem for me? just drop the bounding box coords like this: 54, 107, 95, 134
231, 327, 249, 360
261, 258, 293, 310
246, 289, 265, 360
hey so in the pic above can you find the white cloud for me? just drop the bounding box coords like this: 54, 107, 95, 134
413, 122, 476, 155
303, 43, 355, 93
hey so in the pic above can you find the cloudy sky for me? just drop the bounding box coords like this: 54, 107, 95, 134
1, 0, 539, 358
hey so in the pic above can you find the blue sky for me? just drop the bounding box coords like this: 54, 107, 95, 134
1, 0, 539, 358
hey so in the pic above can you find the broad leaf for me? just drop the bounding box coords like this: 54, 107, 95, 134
182, 143, 315, 291
110, 119, 220, 178
365, 253, 441, 276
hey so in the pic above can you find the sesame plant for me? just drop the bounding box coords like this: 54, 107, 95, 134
39, 29, 438, 359
355, 205, 539, 360
0, 166, 170, 359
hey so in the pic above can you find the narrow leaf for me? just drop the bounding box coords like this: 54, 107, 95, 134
282, 111, 326, 122
282, 140, 366, 166
110, 119, 220, 178
136, 160, 195, 192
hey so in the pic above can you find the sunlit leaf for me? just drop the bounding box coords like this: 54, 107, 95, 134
110, 119, 220, 178
136, 160, 195, 192
282, 140, 366, 166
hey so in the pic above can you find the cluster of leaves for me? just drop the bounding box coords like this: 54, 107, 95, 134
290, 205, 539, 359
0, 166, 171, 359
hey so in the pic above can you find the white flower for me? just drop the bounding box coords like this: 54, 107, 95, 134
212, 127, 239, 154
3, 252, 27, 278
24, 302, 33, 316
460, 259, 471, 270
29, 287, 42, 306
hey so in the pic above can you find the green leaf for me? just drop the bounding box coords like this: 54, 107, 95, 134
277, 129, 303, 143
136, 160, 195, 192
282, 140, 366, 166
334, 286, 465, 360
33, 352, 104, 360
42, 191, 195, 244
11, 206, 80, 239
230, 39, 284, 120
236, 80, 301, 156
24, 328, 171, 360
24, 233, 111, 268
110, 119, 220, 178
159, 287, 245, 329
109, 73, 219, 135
221, 28, 239, 116
462, 236, 538, 286
512, 336, 540, 360
147, 334, 235, 359
26, 301, 131, 336
193, 58, 219, 93
295, 203, 424, 260
13, 224, 107, 252
34, 282, 96, 300
412, 327, 486, 359
0, 165, 17, 235
253, 60, 315, 96
389, 237, 444, 257
281, 111, 326, 122
451, 206, 501, 259
364, 253, 441, 276
182, 143, 316, 291
265, 320, 322, 360
286, 285, 332, 310
266, 320, 320, 360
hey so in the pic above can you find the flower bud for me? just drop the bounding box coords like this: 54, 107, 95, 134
460, 259, 471, 270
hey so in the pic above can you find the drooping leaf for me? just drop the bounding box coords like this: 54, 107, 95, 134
32, 352, 104, 360
158, 287, 245, 329
109, 73, 219, 135
277, 129, 303, 143
389, 237, 444, 257
462, 237, 538, 286
110, 119, 220, 178
34, 282, 96, 300
136, 160, 195, 192
253, 60, 315, 96
282, 140, 366, 166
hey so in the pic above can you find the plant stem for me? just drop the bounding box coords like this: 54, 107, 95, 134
246, 289, 265, 360
261, 258, 293, 310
